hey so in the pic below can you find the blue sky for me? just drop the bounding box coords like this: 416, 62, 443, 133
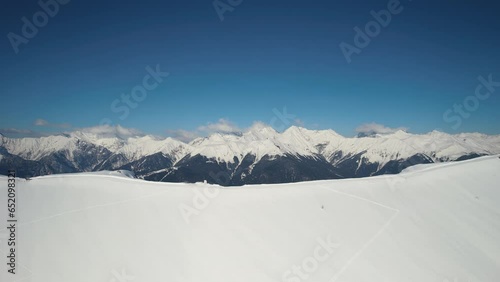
1, 0, 499, 139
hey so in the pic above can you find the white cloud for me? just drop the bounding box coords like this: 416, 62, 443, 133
5, 124, 143, 140
165, 119, 323, 142
166, 129, 201, 143
247, 121, 271, 131
166, 119, 244, 142
34, 119, 49, 126
293, 119, 305, 127
197, 118, 241, 134
355, 123, 408, 135
34, 118, 71, 128
165, 119, 296, 142
0, 128, 47, 138
74, 125, 143, 139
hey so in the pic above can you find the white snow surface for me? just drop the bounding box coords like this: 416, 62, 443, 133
1, 155, 499, 282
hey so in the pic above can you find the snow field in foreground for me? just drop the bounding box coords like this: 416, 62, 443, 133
0, 155, 499, 282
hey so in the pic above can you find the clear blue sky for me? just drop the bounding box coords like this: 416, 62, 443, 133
1, 0, 499, 138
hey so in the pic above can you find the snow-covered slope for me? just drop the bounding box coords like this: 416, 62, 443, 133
1, 155, 499, 282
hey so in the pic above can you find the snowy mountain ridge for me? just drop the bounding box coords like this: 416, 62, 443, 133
1, 126, 500, 184
3, 126, 500, 163
185, 125, 500, 164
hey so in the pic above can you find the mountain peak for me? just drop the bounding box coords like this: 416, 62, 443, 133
244, 123, 278, 139
283, 125, 318, 136
391, 129, 410, 137
248, 122, 276, 132
285, 125, 303, 131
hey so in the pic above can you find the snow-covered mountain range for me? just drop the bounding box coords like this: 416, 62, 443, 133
1, 125, 500, 185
